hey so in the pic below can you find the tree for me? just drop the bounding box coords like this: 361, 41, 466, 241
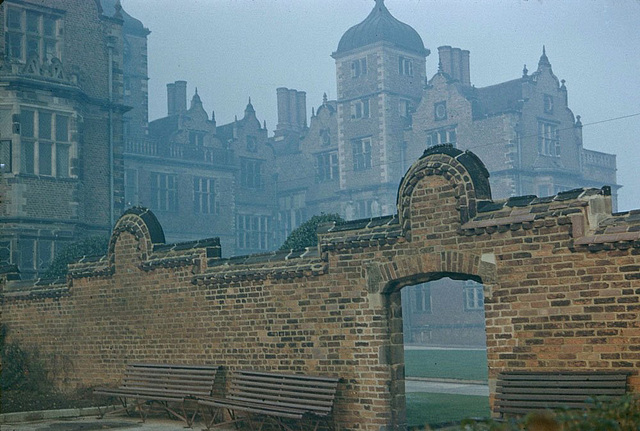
43, 235, 109, 279
279, 214, 345, 250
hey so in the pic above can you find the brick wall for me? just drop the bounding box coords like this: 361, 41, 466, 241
3, 147, 640, 430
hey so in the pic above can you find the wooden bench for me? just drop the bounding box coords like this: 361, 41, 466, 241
494, 371, 629, 416
198, 369, 340, 431
94, 363, 219, 426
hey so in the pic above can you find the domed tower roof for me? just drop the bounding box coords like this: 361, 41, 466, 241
334, 0, 428, 57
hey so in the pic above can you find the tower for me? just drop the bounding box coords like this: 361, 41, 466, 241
332, 0, 429, 218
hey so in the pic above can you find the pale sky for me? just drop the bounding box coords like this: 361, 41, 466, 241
121, 0, 640, 211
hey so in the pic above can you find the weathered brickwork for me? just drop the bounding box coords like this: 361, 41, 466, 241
3, 147, 639, 430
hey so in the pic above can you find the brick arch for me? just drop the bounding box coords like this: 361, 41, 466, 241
376, 251, 485, 294
397, 144, 491, 236
107, 207, 165, 266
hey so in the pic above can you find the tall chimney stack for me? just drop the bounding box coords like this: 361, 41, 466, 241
174, 80, 187, 113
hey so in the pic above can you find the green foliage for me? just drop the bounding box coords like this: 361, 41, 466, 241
462, 395, 640, 431
42, 235, 109, 279
279, 213, 344, 250
0, 324, 50, 392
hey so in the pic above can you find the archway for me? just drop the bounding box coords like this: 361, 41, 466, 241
399, 274, 490, 428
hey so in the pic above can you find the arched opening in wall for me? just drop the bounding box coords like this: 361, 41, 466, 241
397, 274, 491, 429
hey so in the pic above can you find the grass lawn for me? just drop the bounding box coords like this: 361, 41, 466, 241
405, 349, 488, 381
406, 392, 490, 428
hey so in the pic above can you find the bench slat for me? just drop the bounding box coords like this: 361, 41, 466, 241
497, 373, 627, 381
233, 374, 338, 389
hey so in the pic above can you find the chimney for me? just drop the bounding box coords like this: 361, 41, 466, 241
438, 46, 452, 76
174, 80, 187, 113
460, 50, 470, 86
167, 83, 176, 115
288, 90, 298, 128
276, 87, 291, 131
296, 91, 307, 128
438, 46, 471, 86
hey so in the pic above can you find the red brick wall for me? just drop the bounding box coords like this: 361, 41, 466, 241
3, 148, 640, 430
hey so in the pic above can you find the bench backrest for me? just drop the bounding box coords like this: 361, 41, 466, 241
121, 363, 219, 398
495, 372, 628, 416
227, 370, 339, 417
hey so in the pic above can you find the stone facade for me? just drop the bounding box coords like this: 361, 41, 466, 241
0, 0, 126, 278
127, 84, 275, 256
3, 147, 640, 430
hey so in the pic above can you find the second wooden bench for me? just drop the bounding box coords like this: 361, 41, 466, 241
494, 371, 629, 416
198, 369, 339, 431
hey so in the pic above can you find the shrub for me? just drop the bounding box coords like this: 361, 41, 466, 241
279, 213, 344, 250
0, 324, 50, 391
43, 235, 109, 279
462, 396, 640, 431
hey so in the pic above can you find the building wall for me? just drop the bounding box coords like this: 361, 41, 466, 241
0, 0, 125, 278
3, 148, 640, 430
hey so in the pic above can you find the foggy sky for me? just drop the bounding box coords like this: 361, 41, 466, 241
122, 0, 640, 212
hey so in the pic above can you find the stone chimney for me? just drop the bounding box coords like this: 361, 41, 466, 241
438, 46, 471, 86
276, 87, 307, 135
167, 80, 188, 115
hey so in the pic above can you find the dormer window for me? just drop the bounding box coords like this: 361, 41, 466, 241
351, 57, 367, 78
399, 56, 413, 76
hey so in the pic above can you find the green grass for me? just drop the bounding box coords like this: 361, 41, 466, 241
406, 392, 490, 428
405, 349, 488, 381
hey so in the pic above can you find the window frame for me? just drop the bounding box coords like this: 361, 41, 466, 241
352, 137, 372, 171
4, 6, 62, 63
315, 151, 339, 183
193, 176, 217, 215
150, 172, 178, 212
18, 108, 72, 177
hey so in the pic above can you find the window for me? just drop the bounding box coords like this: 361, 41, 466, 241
240, 158, 262, 188
319, 128, 331, 146
150, 172, 177, 212
16, 238, 54, 276
356, 199, 372, 219
351, 57, 367, 78
0, 241, 11, 266
0, 140, 12, 172
124, 168, 138, 207
538, 121, 560, 156
189, 131, 204, 146
352, 137, 372, 171
277, 193, 306, 245
5, 7, 61, 62
537, 184, 551, 197
464, 280, 484, 311
411, 283, 431, 313
399, 56, 413, 76
237, 214, 271, 251
194, 177, 217, 214
351, 99, 370, 119
434, 101, 447, 121
399, 99, 411, 118
426, 127, 457, 148
19, 108, 71, 176
316, 151, 339, 183
544, 94, 554, 114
